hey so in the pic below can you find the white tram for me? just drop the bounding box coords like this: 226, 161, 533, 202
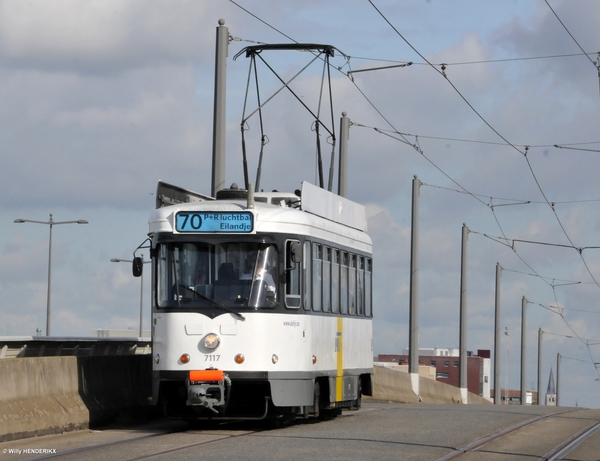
144, 180, 373, 421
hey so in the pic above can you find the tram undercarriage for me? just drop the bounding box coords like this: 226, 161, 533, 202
157, 374, 369, 422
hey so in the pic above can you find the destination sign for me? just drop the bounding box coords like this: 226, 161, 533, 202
175, 211, 254, 233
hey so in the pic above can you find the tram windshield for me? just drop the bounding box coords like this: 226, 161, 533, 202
157, 242, 278, 309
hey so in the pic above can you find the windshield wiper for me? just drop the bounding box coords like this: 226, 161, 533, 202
178, 284, 246, 321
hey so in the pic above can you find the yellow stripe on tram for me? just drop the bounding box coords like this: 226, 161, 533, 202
336, 317, 343, 401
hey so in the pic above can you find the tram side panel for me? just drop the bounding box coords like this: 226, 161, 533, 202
341, 317, 373, 400
307, 315, 373, 407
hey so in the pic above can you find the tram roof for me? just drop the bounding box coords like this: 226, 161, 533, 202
148, 182, 371, 249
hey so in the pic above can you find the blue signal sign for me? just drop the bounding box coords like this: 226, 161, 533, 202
175, 211, 254, 233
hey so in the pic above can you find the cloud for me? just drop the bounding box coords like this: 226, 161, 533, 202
1, 64, 209, 209
0, 0, 214, 73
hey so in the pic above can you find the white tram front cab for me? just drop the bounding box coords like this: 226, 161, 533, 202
147, 181, 373, 420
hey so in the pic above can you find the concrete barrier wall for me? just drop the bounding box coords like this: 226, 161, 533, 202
418, 372, 463, 403
465, 391, 491, 405
372, 365, 491, 405
372, 365, 420, 403
76, 355, 152, 423
0, 357, 88, 442
0, 356, 152, 443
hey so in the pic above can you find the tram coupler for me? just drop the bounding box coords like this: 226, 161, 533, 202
186, 369, 230, 414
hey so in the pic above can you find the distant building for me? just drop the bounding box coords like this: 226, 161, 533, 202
378, 349, 491, 399
402, 347, 460, 357
490, 389, 538, 405
546, 368, 557, 406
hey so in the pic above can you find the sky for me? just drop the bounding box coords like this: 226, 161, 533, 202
1, 0, 599, 408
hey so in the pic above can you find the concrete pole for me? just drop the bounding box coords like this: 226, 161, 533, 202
338, 112, 350, 197
211, 19, 228, 197
537, 328, 543, 405
409, 175, 420, 399
459, 223, 469, 403
494, 263, 502, 404
46, 215, 54, 336
505, 327, 509, 404
520, 296, 527, 405
556, 353, 561, 406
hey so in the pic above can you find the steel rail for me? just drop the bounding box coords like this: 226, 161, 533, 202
21, 424, 262, 461
542, 420, 600, 461
20, 428, 184, 461
126, 430, 258, 461
435, 409, 577, 461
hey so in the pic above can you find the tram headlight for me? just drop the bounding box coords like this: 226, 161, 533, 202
204, 333, 220, 350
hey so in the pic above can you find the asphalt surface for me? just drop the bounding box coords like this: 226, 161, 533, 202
1, 402, 599, 461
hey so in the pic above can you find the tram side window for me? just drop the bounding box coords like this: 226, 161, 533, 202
312, 243, 322, 312
322, 247, 331, 312
340, 251, 348, 314
357, 256, 364, 316
157, 244, 170, 306
331, 249, 340, 313
285, 240, 301, 308
349, 254, 356, 315
365, 258, 372, 317
303, 241, 311, 311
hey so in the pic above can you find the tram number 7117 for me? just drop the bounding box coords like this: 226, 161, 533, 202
204, 355, 220, 362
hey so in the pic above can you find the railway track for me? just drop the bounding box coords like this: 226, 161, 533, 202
10, 422, 263, 461
436, 409, 600, 461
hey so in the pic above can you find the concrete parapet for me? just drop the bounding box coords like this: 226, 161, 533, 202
372, 365, 492, 405
372, 365, 419, 403
464, 391, 492, 405
0, 355, 152, 442
0, 357, 88, 442
76, 355, 152, 424
418, 372, 463, 403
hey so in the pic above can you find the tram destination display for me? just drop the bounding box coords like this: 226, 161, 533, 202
175, 211, 254, 233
